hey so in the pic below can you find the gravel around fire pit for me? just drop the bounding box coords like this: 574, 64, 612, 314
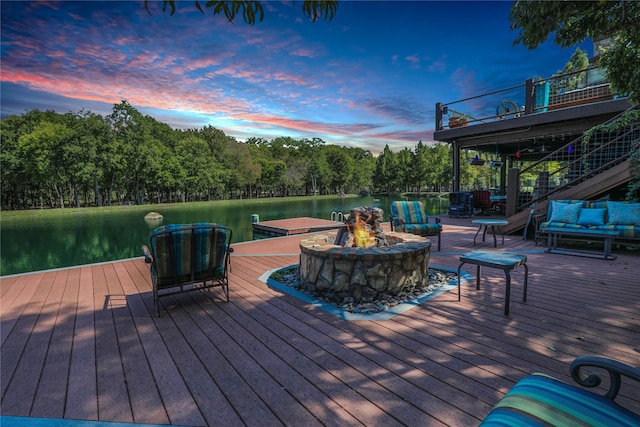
270, 265, 458, 315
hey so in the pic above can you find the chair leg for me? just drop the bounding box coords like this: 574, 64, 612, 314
523, 264, 528, 302
504, 271, 511, 316
457, 262, 464, 301
154, 291, 160, 317
224, 280, 230, 301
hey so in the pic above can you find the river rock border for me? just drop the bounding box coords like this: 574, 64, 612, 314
266, 264, 459, 319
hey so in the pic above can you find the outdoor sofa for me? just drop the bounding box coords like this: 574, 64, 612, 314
539, 199, 640, 240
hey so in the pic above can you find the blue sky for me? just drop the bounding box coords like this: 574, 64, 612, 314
1, 1, 592, 154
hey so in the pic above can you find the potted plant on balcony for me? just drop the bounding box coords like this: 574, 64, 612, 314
448, 112, 470, 128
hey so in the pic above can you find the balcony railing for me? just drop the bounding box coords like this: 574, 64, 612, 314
435, 67, 622, 131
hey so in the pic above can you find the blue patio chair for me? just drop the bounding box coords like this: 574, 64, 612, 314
389, 201, 442, 250
480, 356, 640, 426
142, 223, 233, 316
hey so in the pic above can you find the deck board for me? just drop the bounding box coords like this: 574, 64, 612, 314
1, 219, 639, 426
65, 266, 98, 421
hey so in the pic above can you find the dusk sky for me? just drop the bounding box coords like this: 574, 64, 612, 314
1, 1, 592, 154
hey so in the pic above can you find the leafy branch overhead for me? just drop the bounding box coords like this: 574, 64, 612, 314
509, 1, 640, 104
145, 0, 338, 24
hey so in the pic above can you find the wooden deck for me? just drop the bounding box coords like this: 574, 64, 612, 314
2, 218, 639, 426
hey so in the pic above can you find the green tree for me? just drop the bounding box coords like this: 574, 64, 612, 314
226, 140, 261, 198
297, 138, 327, 195
257, 159, 287, 196
143, 137, 185, 203
345, 146, 375, 194
1, 110, 68, 208
430, 144, 452, 192
147, 0, 338, 24
373, 145, 398, 196
510, 1, 640, 103
412, 141, 430, 195
59, 112, 100, 208
1, 114, 30, 209
109, 101, 145, 204
72, 110, 113, 207
175, 136, 219, 201
324, 145, 353, 194
108, 100, 174, 205
396, 148, 413, 193
18, 121, 74, 208
551, 47, 589, 95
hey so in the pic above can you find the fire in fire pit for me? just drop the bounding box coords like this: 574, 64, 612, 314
334, 206, 388, 248
299, 206, 431, 304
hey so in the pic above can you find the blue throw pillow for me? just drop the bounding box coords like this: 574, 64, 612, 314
577, 208, 606, 226
549, 201, 582, 224
607, 201, 640, 226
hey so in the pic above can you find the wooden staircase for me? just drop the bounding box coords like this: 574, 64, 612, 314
501, 106, 639, 236
501, 161, 632, 235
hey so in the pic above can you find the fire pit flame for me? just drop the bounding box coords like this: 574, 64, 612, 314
335, 206, 388, 248
351, 215, 376, 248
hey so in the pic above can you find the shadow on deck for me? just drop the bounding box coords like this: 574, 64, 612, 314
1, 218, 639, 426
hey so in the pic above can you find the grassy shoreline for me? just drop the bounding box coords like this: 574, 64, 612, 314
0, 194, 355, 221
0, 192, 451, 221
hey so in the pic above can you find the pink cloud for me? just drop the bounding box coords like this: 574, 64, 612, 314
67, 12, 84, 21
289, 47, 316, 58
405, 54, 420, 65
183, 56, 231, 71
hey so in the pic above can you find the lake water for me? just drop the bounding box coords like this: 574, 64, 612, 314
0, 195, 449, 276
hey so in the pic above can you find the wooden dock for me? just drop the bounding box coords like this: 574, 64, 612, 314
2, 217, 639, 426
252, 217, 345, 237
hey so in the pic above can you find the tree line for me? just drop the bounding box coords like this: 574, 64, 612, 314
1, 100, 500, 210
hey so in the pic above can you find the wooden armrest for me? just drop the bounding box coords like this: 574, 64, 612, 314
141, 245, 153, 264
570, 355, 640, 400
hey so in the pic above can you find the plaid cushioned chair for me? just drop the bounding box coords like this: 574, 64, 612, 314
480, 356, 640, 426
473, 190, 493, 215
389, 201, 442, 250
142, 223, 233, 316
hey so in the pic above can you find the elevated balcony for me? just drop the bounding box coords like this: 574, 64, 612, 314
433, 67, 638, 232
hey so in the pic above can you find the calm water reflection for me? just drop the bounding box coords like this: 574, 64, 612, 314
1, 195, 449, 276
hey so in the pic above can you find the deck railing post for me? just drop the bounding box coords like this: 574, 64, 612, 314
453, 141, 461, 192
506, 168, 520, 217
524, 79, 534, 115
436, 102, 444, 131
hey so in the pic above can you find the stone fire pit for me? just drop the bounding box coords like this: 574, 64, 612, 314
298, 231, 432, 304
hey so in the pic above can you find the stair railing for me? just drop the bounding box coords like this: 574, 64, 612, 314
516, 105, 640, 211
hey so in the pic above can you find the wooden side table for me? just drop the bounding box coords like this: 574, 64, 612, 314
457, 250, 528, 315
